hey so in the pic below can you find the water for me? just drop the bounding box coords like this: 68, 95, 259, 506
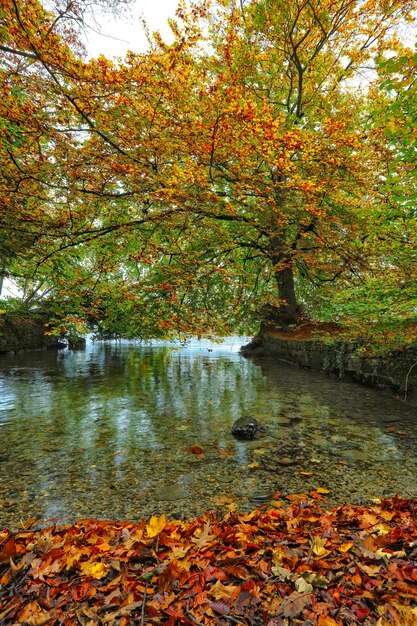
0, 338, 416, 529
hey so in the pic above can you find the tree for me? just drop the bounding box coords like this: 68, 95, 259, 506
1, 0, 416, 339
166, 0, 415, 326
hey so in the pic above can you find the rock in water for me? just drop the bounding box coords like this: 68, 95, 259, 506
231, 416, 267, 440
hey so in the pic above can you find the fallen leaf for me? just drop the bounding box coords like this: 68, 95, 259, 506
286, 493, 309, 502
270, 500, 283, 508
146, 514, 167, 538
316, 487, 330, 494
208, 580, 237, 601
80, 560, 109, 580
192, 520, 215, 549
213, 495, 235, 507
18, 601, 56, 625
209, 599, 230, 615
310, 490, 325, 500
311, 536, 330, 558
318, 616, 339, 626
295, 576, 313, 593
190, 445, 204, 455
358, 563, 382, 577
280, 591, 312, 619
339, 542, 354, 553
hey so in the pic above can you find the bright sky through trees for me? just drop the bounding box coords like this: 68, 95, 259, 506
83, 0, 181, 57
1, 0, 180, 297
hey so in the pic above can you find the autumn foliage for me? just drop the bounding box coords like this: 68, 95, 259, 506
1, 0, 417, 342
2, 497, 417, 625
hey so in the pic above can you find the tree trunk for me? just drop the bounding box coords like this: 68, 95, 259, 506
266, 235, 301, 328
274, 264, 300, 325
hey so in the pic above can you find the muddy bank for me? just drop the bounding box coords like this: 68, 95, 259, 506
242, 332, 417, 404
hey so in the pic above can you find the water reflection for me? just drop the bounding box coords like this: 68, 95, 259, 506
0, 338, 416, 528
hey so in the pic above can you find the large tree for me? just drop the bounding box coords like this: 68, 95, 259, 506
166, 0, 415, 326
1, 0, 416, 339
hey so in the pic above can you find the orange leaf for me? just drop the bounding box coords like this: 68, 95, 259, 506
286, 493, 309, 502
318, 615, 339, 626
190, 445, 204, 455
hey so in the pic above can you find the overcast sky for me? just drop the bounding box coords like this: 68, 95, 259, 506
83, 0, 181, 58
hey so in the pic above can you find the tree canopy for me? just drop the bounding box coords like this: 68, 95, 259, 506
1, 0, 416, 344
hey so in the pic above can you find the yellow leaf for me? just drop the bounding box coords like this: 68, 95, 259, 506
146, 514, 167, 538
17, 600, 56, 626
192, 520, 215, 549
381, 510, 396, 521
375, 548, 394, 559
358, 563, 382, 577
270, 500, 283, 508
295, 577, 313, 593
299, 471, 313, 476
209, 580, 237, 600
339, 542, 353, 553
248, 462, 260, 468
316, 487, 330, 494
169, 545, 190, 560
311, 536, 330, 557
213, 495, 234, 506
80, 560, 109, 580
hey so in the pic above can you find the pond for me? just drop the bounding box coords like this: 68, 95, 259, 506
0, 337, 416, 529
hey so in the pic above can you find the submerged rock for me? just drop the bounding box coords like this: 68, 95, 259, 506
153, 484, 188, 501
277, 457, 297, 466
231, 416, 267, 440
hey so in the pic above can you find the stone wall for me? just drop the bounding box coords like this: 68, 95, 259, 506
242, 333, 417, 404
0, 316, 61, 353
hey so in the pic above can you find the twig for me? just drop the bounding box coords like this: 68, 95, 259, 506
404, 362, 417, 402
140, 581, 148, 625
224, 615, 245, 625
58, 609, 71, 626
184, 600, 205, 626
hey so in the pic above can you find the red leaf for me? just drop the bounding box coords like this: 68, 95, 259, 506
209, 599, 231, 615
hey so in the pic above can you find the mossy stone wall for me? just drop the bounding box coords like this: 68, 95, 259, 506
242, 333, 417, 404
0, 317, 58, 353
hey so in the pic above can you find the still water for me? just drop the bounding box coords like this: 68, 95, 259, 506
0, 338, 416, 529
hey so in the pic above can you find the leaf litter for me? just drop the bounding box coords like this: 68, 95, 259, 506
1, 496, 417, 624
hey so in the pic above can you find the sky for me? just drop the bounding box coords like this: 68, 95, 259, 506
83, 0, 181, 58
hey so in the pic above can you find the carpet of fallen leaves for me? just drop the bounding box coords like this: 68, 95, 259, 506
2, 497, 417, 625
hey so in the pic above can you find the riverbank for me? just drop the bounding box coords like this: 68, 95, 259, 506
0, 316, 62, 353
241, 326, 417, 405
1, 496, 416, 625
0, 316, 86, 353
